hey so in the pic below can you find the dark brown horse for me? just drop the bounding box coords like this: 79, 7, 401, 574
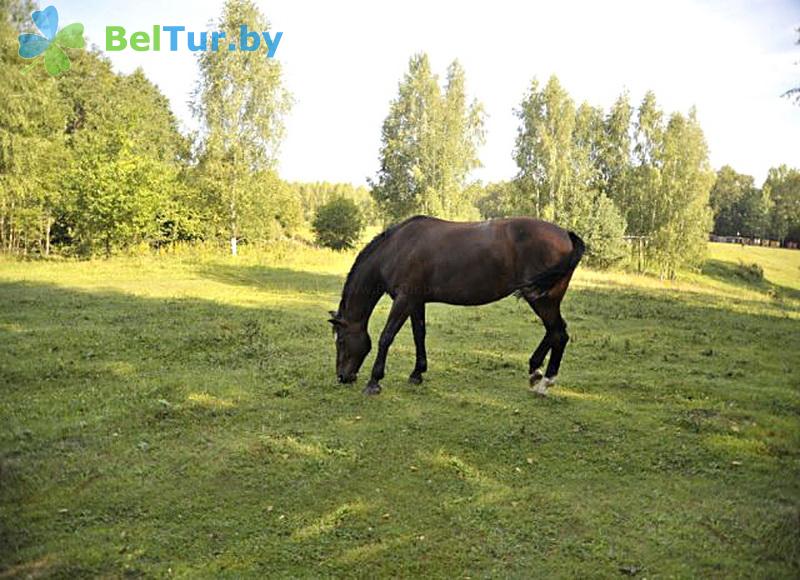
328, 216, 585, 395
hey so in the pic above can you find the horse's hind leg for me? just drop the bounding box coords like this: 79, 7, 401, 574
409, 303, 427, 385
526, 276, 572, 395
525, 296, 553, 389
527, 329, 551, 384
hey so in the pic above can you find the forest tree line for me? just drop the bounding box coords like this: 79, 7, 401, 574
1, 0, 798, 276
370, 58, 799, 276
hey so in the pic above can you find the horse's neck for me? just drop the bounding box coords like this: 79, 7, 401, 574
341, 256, 382, 326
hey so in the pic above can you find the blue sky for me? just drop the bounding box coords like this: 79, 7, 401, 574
51, 0, 800, 185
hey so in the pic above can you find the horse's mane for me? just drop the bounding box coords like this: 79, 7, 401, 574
338, 215, 428, 313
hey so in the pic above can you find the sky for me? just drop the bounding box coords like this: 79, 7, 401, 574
55, 0, 800, 186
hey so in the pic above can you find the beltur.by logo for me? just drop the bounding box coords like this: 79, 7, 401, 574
105, 25, 283, 57
18, 5, 85, 76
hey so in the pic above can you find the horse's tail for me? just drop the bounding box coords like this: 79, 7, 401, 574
565, 231, 586, 272
516, 231, 585, 298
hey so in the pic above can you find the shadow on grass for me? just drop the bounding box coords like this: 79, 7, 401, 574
197, 263, 345, 297
702, 259, 800, 301
1, 262, 799, 576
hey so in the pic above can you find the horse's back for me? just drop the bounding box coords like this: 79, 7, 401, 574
379, 216, 574, 305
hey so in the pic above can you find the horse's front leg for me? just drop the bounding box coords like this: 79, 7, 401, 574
364, 295, 412, 395
409, 303, 427, 385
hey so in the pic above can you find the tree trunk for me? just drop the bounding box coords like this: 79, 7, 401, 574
45, 217, 52, 257
230, 197, 238, 256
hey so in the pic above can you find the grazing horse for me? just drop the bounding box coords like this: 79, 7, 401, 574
328, 215, 585, 395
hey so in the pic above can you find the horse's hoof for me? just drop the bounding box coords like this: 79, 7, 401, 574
363, 382, 382, 395
408, 374, 423, 385
529, 375, 555, 397
529, 370, 544, 387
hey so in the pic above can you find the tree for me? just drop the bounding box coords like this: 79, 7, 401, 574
514, 76, 576, 222
572, 102, 604, 194
649, 109, 714, 276
764, 165, 800, 242
568, 101, 628, 267
710, 165, 752, 235
67, 146, 177, 256
626, 91, 664, 238
312, 197, 363, 250
288, 181, 377, 226
710, 166, 768, 238
370, 54, 484, 223
598, 92, 633, 209
0, 0, 69, 255
574, 193, 627, 268
57, 49, 188, 256
475, 181, 518, 219
192, 0, 292, 254
513, 76, 626, 267
735, 187, 770, 238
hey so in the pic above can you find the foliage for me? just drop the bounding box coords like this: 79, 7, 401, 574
508, 80, 719, 276
647, 109, 714, 277
312, 197, 364, 250
1, 243, 798, 577
1, 0, 796, 263
288, 181, 377, 226
474, 181, 519, 219
514, 76, 575, 222
191, 0, 293, 253
709, 164, 800, 243
710, 165, 765, 237
574, 192, 628, 268
598, 92, 633, 204
58, 52, 190, 256
0, 2, 68, 255
763, 165, 800, 242
370, 54, 484, 223
513, 76, 627, 268
735, 260, 764, 283
66, 144, 176, 256
625, 91, 664, 239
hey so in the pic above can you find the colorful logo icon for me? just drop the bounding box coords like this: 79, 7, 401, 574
18, 5, 85, 76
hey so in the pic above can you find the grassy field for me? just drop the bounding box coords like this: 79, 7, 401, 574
1, 242, 799, 578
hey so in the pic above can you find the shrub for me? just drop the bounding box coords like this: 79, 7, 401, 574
571, 192, 627, 269
312, 198, 364, 250
736, 261, 764, 282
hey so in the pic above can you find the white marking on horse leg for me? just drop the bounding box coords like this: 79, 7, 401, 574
530, 375, 556, 396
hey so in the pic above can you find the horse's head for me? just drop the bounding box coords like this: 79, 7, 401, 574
328, 311, 371, 383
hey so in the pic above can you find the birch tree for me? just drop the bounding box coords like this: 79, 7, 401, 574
192, 0, 292, 254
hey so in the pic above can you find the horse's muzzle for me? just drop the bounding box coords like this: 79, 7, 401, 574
338, 374, 356, 384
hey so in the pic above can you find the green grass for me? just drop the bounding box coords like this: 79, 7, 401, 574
1, 242, 799, 578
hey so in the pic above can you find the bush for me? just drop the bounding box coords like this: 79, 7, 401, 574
736, 261, 764, 282
571, 192, 627, 269
312, 198, 364, 250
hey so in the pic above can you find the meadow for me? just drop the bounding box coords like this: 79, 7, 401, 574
1, 242, 798, 578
